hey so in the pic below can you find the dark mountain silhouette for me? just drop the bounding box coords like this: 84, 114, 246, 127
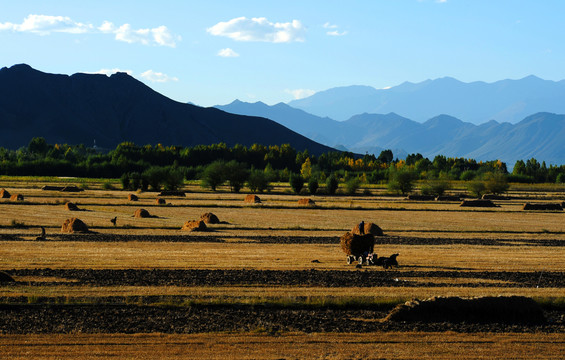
217, 100, 565, 165
288, 76, 565, 124
0, 64, 334, 154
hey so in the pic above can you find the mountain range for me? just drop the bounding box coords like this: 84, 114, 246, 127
216, 100, 565, 165
288, 76, 565, 124
0, 64, 333, 155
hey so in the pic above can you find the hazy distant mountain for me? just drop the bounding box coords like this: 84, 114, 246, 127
0, 64, 334, 154
288, 76, 565, 124
217, 100, 565, 164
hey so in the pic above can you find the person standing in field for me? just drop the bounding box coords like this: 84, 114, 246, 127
359, 220, 364, 234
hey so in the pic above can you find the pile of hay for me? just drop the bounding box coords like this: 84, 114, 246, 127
460, 199, 497, 207
61, 218, 89, 233
133, 208, 151, 218
0, 271, 15, 283
64, 202, 80, 211
155, 198, 166, 205
406, 194, 436, 201
384, 296, 545, 324
340, 232, 375, 256
200, 212, 220, 224
158, 190, 186, 197
522, 203, 563, 211
181, 220, 207, 232
61, 186, 84, 192
128, 194, 139, 201
10, 194, 24, 201
0, 188, 11, 198
298, 198, 316, 206
351, 222, 384, 236
245, 194, 261, 204
435, 195, 461, 201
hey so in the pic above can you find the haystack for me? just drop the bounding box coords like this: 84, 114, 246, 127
155, 198, 166, 205
245, 194, 261, 204
0, 271, 15, 283
351, 222, 384, 236
128, 194, 139, 201
158, 190, 186, 197
61, 218, 89, 233
384, 296, 545, 324
460, 199, 497, 207
42, 185, 64, 191
10, 194, 24, 201
181, 220, 207, 232
435, 195, 461, 201
0, 188, 11, 198
406, 194, 435, 201
522, 203, 563, 211
133, 208, 151, 218
298, 198, 316, 206
200, 212, 220, 224
340, 232, 375, 256
64, 202, 80, 211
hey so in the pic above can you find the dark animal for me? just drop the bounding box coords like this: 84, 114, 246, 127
375, 253, 399, 269
110, 216, 117, 226
35, 226, 46, 241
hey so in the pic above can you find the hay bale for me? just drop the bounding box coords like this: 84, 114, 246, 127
340, 232, 375, 256
181, 220, 207, 232
133, 208, 151, 218
200, 212, 220, 224
0, 271, 15, 283
10, 194, 24, 201
245, 194, 261, 204
128, 194, 139, 201
298, 198, 316, 206
61, 218, 89, 233
0, 188, 11, 198
460, 199, 497, 207
60, 186, 84, 192
155, 198, 166, 205
64, 202, 80, 211
384, 296, 545, 324
351, 222, 384, 236
522, 203, 563, 211
406, 194, 436, 201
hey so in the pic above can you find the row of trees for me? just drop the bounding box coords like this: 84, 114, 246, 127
1, 138, 565, 192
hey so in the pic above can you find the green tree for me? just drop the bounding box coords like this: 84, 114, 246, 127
484, 172, 509, 195
467, 179, 486, 198
28, 137, 49, 156
201, 160, 226, 191
388, 169, 416, 195
120, 173, 130, 190
325, 175, 339, 195
307, 178, 319, 194
377, 149, 393, 164
289, 173, 305, 194
163, 168, 185, 191
345, 177, 361, 195
224, 160, 249, 193
247, 169, 271, 193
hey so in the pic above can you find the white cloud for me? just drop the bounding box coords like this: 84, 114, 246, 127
323, 22, 338, 29
0, 14, 179, 47
0, 14, 92, 35
217, 48, 239, 57
285, 88, 316, 100
327, 30, 348, 36
140, 70, 179, 83
207, 17, 305, 43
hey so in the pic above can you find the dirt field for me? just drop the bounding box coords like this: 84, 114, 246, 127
1, 180, 564, 358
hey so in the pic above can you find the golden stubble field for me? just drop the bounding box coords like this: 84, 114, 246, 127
1, 180, 564, 359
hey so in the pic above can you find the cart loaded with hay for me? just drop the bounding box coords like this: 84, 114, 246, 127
340, 232, 376, 265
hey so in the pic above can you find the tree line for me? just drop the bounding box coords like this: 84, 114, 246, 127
1, 138, 564, 193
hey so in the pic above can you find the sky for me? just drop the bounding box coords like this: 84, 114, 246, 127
2, 0, 565, 107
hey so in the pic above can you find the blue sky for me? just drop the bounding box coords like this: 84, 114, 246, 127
2, 0, 565, 107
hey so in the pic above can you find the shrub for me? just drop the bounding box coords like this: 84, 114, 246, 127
247, 170, 271, 193
201, 160, 226, 191
120, 173, 130, 190
421, 179, 451, 196
345, 177, 361, 195
460, 170, 476, 181
102, 181, 115, 190
163, 168, 185, 191
307, 179, 319, 194
325, 175, 339, 195
556, 173, 565, 184
484, 172, 509, 195
224, 160, 249, 193
289, 173, 305, 194
388, 170, 416, 195
467, 179, 486, 198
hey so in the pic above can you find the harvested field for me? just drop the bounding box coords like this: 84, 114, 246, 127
1, 180, 564, 358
